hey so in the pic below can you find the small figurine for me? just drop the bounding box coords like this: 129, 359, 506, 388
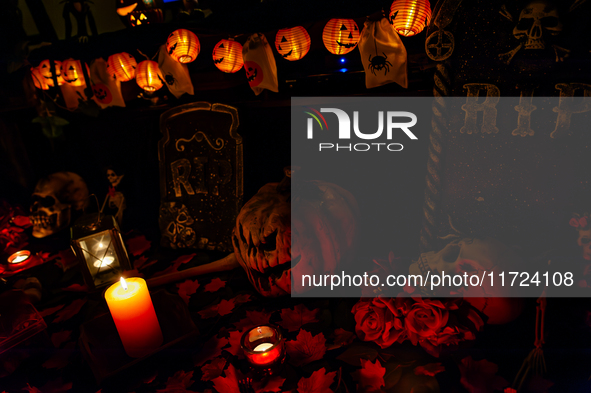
62, 0, 98, 43
101, 166, 126, 225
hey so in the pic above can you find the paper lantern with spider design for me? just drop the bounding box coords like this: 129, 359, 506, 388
275, 26, 311, 61
107, 52, 138, 82
212, 39, 244, 73
389, 0, 431, 37
136, 60, 163, 92
166, 29, 200, 64
322, 19, 360, 55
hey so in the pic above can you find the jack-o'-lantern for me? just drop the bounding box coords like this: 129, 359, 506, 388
31, 67, 49, 90
232, 168, 359, 297
275, 26, 311, 61
38, 60, 65, 87
61, 59, 86, 87
128, 9, 162, 26
322, 19, 360, 55
136, 60, 163, 92
389, 0, 431, 37
107, 52, 137, 81
212, 39, 243, 73
166, 29, 200, 63
244, 61, 263, 87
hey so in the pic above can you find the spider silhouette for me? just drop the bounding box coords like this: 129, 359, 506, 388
368, 52, 392, 75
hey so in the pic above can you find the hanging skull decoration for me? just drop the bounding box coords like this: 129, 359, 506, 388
159, 202, 198, 249
30, 172, 89, 238
513, 1, 562, 50
232, 168, 359, 297
409, 237, 524, 324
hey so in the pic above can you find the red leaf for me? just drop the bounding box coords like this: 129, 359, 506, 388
255, 376, 286, 393
23, 384, 42, 393
62, 283, 89, 292
297, 368, 337, 393
51, 330, 72, 348
201, 358, 228, 381
39, 304, 65, 318
42, 341, 76, 369
328, 328, 355, 350
199, 299, 236, 319
133, 255, 148, 270
233, 310, 272, 331
177, 279, 200, 305
127, 235, 152, 256
278, 304, 319, 332
204, 277, 227, 293
193, 337, 229, 366
286, 330, 327, 367
53, 298, 87, 323
157, 370, 195, 392
40, 378, 73, 393
55, 249, 77, 271
154, 253, 196, 277
459, 356, 508, 393
212, 363, 242, 393
225, 329, 245, 357
353, 359, 386, 392
232, 293, 252, 305
415, 363, 445, 377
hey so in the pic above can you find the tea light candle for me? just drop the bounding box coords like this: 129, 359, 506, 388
104, 277, 163, 358
8, 250, 30, 264
241, 325, 285, 371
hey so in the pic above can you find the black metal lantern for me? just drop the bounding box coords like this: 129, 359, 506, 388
71, 214, 131, 290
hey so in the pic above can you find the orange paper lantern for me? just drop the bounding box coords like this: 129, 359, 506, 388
136, 60, 163, 92
61, 59, 86, 87
166, 29, 200, 63
275, 26, 311, 61
389, 0, 431, 37
212, 39, 244, 73
31, 67, 49, 90
107, 52, 138, 82
38, 60, 65, 87
322, 19, 360, 55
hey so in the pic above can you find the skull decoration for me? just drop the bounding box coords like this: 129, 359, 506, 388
29, 172, 89, 238
232, 168, 359, 297
159, 202, 197, 249
409, 237, 524, 324
513, 1, 562, 50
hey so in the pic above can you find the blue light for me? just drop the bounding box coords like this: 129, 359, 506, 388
340, 58, 346, 63
339, 68, 348, 73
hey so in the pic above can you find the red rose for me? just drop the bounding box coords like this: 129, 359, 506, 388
580, 217, 588, 228
570, 218, 580, 227
351, 297, 411, 348
405, 298, 449, 346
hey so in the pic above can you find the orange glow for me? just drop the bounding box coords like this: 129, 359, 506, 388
322, 19, 360, 55
31, 67, 49, 90
107, 52, 138, 82
275, 26, 311, 61
212, 39, 243, 73
389, 0, 431, 37
38, 60, 65, 87
136, 60, 163, 92
8, 250, 30, 264
61, 59, 86, 87
166, 29, 200, 64
116, 2, 137, 16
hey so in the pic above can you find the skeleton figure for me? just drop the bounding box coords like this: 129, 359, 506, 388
29, 172, 89, 238
63, 0, 98, 43
101, 167, 126, 225
159, 202, 197, 249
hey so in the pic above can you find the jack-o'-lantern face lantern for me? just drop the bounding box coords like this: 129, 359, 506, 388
128, 9, 162, 26
213, 39, 244, 73
92, 84, 113, 105
275, 26, 311, 61
39, 60, 65, 87
61, 59, 86, 87
323, 19, 360, 55
232, 168, 359, 297
244, 61, 263, 87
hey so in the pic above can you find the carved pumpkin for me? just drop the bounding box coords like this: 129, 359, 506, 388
61, 59, 86, 87
389, 0, 431, 37
166, 29, 200, 63
275, 26, 311, 61
128, 9, 163, 26
136, 60, 163, 92
39, 60, 65, 87
244, 61, 263, 87
107, 52, 137, 82
323, 19, 360, 55
213, 39, 244, 73
232, 168, 359, 297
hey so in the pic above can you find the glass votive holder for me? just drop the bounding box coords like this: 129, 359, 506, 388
7, 250, 31, 268
241, 325, 285, 375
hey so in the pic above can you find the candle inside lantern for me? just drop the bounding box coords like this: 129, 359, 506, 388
8, 250, 30, 264
242, 326, 285, 369
104, 277, 163, 358
254, 343, 274, 352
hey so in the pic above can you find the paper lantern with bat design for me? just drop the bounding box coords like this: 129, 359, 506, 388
323, 19, 360, 55
107, 52, 138, 82
212, 39, 244, 73
275, 26, 311, 61
389, 0, 431, 37
136, 60, 163, 92
39, 60, 65, 87
166, 29, 200, 64
61, 59, 86, 87
31, 67, 49, 90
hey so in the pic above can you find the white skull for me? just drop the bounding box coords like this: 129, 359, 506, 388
513, 1, 562, 50
29, 172, 89, 238
577, 229, 591, 261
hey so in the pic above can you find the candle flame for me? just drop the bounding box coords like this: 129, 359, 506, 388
120, 277, 128, 290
